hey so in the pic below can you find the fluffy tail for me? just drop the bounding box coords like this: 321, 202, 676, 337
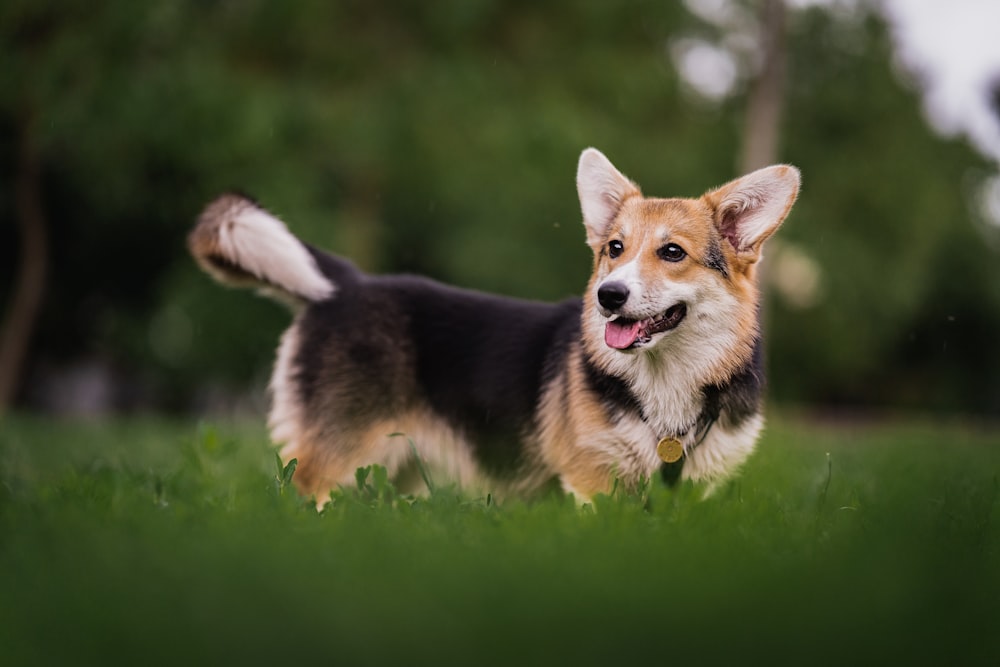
188, 193, 335, 307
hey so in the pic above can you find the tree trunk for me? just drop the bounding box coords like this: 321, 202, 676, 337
741, 0, 788, 365
0, 113, 48, 413
741, 0, 787, 174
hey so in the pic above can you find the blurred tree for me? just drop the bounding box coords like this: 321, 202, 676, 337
741, 0, 788, 173
0, 111, 47, 413
1, 1, 998, 415
774, 8, 1000, 413
0, 0, 319, 409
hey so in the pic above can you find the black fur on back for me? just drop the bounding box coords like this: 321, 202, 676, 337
395, 278, 581, 475
293, 252, 582, 477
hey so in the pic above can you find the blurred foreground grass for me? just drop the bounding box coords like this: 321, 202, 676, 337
1, 413, 997, 665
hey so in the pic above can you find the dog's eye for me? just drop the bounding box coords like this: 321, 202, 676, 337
658, 243, 686, 262
608, 240, 624, 259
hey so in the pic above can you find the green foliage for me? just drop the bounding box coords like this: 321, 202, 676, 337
1, 415, 998, 664
274, 453, 297, 497
1, 2, 998, 412
774, 9, 1000, 411
389, 431, 436, 494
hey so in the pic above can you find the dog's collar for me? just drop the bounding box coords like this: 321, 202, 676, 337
655, 349, 762, 487
579, 345, 760, 488
658, 414, 717, 487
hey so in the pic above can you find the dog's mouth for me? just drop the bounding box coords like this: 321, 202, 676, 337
604, 303, 687, 350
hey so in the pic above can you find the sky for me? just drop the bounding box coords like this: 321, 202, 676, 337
880, 0, 1000, 227
682, 0, 1000, 165
680, 0, 1000, 224
880, 0, 1000, 166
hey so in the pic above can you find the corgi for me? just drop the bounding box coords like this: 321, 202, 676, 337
188, 148, 799, 502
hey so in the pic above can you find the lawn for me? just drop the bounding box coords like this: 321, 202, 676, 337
1, 413, 997, 665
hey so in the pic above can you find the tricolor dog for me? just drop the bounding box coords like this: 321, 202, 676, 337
189, 148, 800, 502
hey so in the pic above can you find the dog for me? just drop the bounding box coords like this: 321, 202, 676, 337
188, 148, 799, 502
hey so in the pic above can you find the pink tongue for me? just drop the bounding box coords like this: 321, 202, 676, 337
605, 319, 643, 349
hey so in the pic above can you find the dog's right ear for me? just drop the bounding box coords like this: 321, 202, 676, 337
703, 164, 800, 265
576, 148, 641, 247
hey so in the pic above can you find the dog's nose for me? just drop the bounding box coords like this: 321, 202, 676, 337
597, 281, 629, 311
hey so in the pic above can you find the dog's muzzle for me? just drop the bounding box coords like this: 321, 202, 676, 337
604, 303, 687, 350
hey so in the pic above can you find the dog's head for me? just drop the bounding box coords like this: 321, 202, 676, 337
577, 148, 800, 376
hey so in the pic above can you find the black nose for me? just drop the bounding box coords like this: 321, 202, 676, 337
597, 281, 629, 311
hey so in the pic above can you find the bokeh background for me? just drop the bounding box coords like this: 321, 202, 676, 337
3, 0, 1000, 420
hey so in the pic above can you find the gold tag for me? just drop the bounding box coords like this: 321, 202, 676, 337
656, 437, 684, 463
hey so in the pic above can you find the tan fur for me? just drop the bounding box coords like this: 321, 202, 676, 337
286, 409, 487, 501
537, 350, 624, 497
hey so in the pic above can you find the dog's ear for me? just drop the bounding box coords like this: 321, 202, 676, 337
705, 165, 800, 263
577, 148, 641, 247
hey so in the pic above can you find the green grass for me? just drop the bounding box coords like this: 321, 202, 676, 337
1, 414, 998, 665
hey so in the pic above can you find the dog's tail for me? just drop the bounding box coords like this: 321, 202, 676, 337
188, 193, 337, 308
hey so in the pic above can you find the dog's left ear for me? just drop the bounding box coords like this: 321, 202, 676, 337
704, 165, 801, 263
577, 148, 641, 247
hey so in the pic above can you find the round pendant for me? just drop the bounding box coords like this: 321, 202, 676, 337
656, 437, 684, 464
